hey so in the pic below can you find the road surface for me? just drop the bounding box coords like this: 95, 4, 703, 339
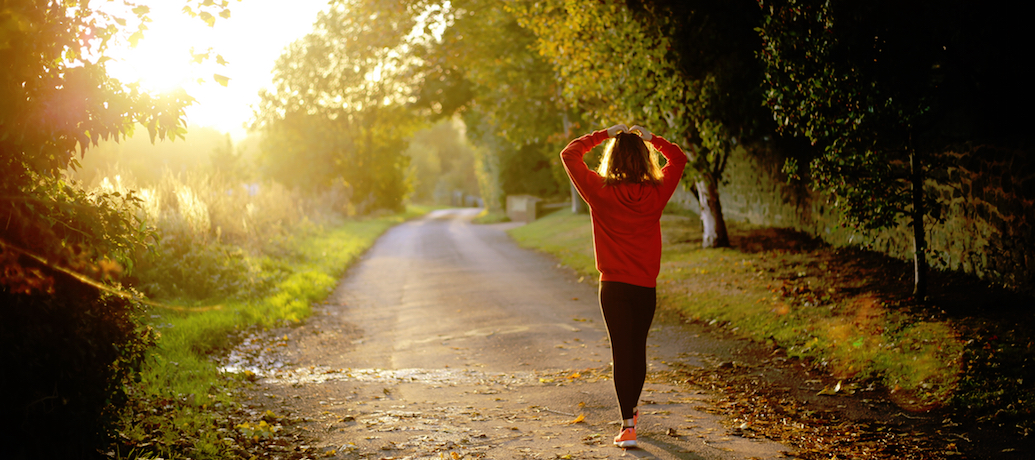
231, 208, 794, 459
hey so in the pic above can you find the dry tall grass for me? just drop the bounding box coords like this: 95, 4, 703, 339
88, 166, 352, 300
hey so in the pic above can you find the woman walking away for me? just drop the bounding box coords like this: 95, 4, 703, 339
560, 123, 688, 448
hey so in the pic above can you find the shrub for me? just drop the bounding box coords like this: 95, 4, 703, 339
0, 272, 156, 459
93, 169, 337, 302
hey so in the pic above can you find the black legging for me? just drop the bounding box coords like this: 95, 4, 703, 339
599, 281, 656, 420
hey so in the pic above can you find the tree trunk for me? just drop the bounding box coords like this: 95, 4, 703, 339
910, 150, 928, 301
559, 98, 588, 214
571, 183, 588, 214
695, 175, 730, 248
661, 112, 730, 248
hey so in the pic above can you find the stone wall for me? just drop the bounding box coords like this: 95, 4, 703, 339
929, 146, 1035, 289
675, 143, 1034, 293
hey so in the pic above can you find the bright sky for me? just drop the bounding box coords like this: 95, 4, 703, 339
105, 0, 331, 142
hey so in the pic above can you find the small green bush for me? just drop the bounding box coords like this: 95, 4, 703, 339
134, 235, 282, 302
0, 274, 156, 459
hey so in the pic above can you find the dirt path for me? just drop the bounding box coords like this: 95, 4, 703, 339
229, 208, 794, 459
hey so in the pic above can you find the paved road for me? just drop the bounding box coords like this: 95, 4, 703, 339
236, 208, 793, 459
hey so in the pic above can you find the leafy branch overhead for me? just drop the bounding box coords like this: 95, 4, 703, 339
0, 0, 230, 291
757, 0, 920, 232
1, 1, 245, 457
752, 0, 1022, 297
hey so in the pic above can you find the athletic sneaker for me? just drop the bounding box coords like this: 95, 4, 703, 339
613, 427, 637, 448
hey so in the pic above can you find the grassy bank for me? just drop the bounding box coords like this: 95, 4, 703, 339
114, 207, 428, 459
508, 209, 1034, 423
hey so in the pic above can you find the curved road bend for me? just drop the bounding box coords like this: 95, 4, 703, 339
241, 208, 793, 459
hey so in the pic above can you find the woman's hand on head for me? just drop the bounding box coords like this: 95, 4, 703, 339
606, 124, 629, 138
629, 125, 653, 141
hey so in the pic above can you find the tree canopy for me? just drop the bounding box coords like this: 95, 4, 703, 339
254, 0, 424, 212
756, 0, 1031, 296
413, 0, 575, 210
508, 0, 767, 247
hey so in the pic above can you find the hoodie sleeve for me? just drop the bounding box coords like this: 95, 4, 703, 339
560, 129, 610, 205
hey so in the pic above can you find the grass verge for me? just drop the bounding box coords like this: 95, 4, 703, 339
470, 208, 510, 224
112, 206, 429, 459
507, 209, 1034, 426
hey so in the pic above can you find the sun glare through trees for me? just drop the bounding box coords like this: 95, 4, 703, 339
101, 0, 328, 140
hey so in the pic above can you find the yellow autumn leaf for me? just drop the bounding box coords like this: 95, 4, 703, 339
570, 414, 585, 424
817, 380, 843, 396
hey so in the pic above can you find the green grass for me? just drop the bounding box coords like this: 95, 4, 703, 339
508, 210, 970, 411
508, 210, 597, 276
470, 208, 510, 224
115, 206, 429, 458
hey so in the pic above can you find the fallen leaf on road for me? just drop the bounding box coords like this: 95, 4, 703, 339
570, 414, 586, 424
817, 380, 842, 396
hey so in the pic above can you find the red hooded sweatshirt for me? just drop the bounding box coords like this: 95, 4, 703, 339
560, 129, 688, 288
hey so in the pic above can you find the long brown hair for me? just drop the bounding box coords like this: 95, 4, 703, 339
596, 132, 663, 185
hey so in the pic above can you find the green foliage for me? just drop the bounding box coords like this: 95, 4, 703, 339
138, 239, 282, 302
757, 0, 1029, 234
752, 0, 1035, 296
84, 166, 349, 302
440, 1, 570, 143
1, 1, 192, 179
415, 0, 573, 204
757, 0, 921, 232
511, 0, 765, 167
405, 118, 481, 204
508, 0, 768, 247
1, 0, 192, 281
464, 116, 506, 211
255, 0, 422, 213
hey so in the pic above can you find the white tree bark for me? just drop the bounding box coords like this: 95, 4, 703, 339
696, 177, 730, 248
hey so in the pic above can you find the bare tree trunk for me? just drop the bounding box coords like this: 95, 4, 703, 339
560, 102, 588, 214
663, 110, 730, 248
910, 149, 928, 301
571, 184, 588, 214
695, 175, 730, 248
